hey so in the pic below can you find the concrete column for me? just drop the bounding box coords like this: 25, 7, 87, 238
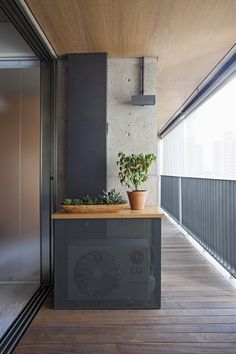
107, 57, 158, 205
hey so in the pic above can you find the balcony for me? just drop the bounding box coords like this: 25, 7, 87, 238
0, 1, 236, 353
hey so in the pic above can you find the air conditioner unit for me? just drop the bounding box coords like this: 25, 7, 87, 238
68, 239, 156, 302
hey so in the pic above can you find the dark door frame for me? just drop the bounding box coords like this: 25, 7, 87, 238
0, 1, 57, 352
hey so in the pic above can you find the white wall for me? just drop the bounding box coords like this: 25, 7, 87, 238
107, 57, 158, 205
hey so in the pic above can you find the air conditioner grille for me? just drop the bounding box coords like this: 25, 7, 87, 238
74, 250, 120, 298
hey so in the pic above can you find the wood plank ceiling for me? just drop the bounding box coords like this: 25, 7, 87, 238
26, 0, 236, 130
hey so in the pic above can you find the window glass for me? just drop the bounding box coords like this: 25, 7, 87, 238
162, 72, 236, 180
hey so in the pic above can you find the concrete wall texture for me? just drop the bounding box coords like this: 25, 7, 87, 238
107, 57, 158, 205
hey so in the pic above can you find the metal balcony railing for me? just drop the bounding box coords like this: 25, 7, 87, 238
161, 175, 236, 278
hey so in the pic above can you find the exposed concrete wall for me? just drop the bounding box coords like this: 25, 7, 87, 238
107, 57, 158, 205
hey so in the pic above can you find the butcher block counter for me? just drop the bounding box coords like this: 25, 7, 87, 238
52, 206, 164, 219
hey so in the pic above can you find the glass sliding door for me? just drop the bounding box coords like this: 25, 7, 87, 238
0, 64, 41, 339
0, 8, 41, 340
19, 67, 40, 283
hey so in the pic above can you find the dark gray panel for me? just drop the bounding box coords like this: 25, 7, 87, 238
181, 177, 236, 277
67, 53, 107, 198
40, 61, 54, 283
0, 8, 9, 23
131, 95, 155, 106
54, 219, 161, 309
55, 59, 67, 206
161, 175, 180, 222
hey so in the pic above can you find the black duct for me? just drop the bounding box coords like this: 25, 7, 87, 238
131, 57, 156, 106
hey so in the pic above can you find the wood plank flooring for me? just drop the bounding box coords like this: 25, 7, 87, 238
14, 217, 236, 354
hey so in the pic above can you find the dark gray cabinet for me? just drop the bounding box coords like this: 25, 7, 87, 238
54, 217, 161, 309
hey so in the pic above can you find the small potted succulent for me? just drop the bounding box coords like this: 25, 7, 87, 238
117, 152, 156, 210
62, 189, 127, 213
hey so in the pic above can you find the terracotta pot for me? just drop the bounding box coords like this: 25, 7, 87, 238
127, 190, 147, 210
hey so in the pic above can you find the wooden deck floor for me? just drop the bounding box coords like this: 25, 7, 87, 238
15, 217, 236, 354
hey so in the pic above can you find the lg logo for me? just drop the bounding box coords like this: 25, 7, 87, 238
129, 250, 144, 264
129, 249, 144, 275
130, 266, 143, 275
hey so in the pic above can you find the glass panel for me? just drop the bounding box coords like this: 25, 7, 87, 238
0, 66, 40, 339
20, 67, 40, 281
162, 71, 236, 180
0, 7, 41, 341
0, 67, 40, 283
0, 69, 21, 282
162, 119, 185, 177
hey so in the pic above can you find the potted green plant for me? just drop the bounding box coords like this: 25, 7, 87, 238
117, 152, 156, 210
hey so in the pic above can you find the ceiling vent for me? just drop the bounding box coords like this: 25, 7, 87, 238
131, 57, 156, 106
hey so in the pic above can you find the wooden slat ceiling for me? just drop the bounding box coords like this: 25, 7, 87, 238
26, 0, 236, 130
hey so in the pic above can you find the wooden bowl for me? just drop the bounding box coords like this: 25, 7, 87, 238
61, 204, 127, 213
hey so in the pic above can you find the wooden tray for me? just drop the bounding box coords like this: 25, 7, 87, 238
61, 204, 127, 213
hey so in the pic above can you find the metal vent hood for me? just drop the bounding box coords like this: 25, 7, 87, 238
131, 57, 156, 106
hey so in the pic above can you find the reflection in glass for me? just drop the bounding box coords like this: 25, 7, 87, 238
0, 65, 40, 338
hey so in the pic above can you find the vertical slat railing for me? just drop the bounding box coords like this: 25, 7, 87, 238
160, 175, 180, 223
161, 175, 236, 277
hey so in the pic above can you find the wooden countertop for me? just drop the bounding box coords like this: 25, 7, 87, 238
52, 206, 164, 219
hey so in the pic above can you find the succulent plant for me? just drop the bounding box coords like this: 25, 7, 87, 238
81, 195, 100, 205
62, 189, 126, 205
63, 198, 82, 205
99, 189, 126, 205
